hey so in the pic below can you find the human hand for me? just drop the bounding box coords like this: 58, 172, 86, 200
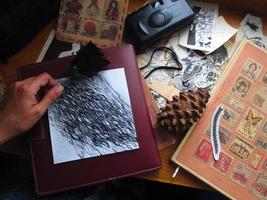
0, 73, 63, 144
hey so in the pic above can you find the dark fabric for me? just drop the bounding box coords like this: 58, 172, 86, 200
0, 0, 60, 62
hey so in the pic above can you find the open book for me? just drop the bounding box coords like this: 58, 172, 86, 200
172, 40, 267, 200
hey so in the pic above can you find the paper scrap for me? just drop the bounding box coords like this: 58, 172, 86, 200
173, 52, 219, 91
207, 45, 229, 66
179, 1, 218, 52
169, 31, 192, 59
151, 90, 167, 109
237, 14, 267, 51
149, 80, 180, 101
240, 14, 263, 39
206, 16, 238, 54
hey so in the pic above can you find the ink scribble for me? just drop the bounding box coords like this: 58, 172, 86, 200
48, 69, 139, 164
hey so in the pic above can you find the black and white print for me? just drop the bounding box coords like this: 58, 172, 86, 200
173, 51, 219, 91
239, 14, 267, 51
205, 16, 237, 54
48, 68, 139, 164
207, 45, 229, 66
179, 1, 218, 52
36, 30, 81, 62
240, 14, 263, 39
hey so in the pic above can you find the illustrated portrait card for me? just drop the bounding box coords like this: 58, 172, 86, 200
56, 0, 129, 48
172, 40, 267, 200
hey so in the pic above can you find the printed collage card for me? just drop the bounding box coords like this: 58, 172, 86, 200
56, 0, 128, 48
172, 40, 267, 200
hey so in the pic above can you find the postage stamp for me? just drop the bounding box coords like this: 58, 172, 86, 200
262, 158, 267, 170
212, 151, 233, 175
250, 84, 267, 114
230, 75, 252, 99
262, 72, 267, 84
249, 150, 264, 169
256, 136, 267, 152
224, 95, 245, 113
237, 108, 263, 140
251, 94, 265, 108
241, 58, 263, 80
231, 162, 252, 187
205, 125, 232, 145
229, 136, 254, 161
250, 173, 267, 200
194, 139, 212, 162
221, 106, 240, 127
262, 120, 267, 137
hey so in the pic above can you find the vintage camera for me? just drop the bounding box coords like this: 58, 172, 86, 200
125, 0, 195, 52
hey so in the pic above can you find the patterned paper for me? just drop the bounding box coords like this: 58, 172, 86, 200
172, 40, 267, 200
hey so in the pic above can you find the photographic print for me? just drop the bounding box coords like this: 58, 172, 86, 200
179, 1, 218, 52
48, 68, 139, 164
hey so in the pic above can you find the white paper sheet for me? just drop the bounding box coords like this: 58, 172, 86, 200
48, 68, 139, 164
240, 14, 263, 39
205, 16, 238, 54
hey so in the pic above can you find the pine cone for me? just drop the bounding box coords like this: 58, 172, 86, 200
157, 88, 210, 135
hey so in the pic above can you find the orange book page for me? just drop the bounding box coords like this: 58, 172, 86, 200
173, 40, 267, 200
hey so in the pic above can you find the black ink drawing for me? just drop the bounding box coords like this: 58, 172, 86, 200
246, 20, 259, 32
207, 45, 229, 66
240, 14, 263, 39
48, 68, 139, 164
187, 5, 217, 48
239, 14, 267, 51
173, 52, 219, 91
179, 1, 218, 52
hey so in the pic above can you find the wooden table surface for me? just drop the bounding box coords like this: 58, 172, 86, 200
1, 0, 267, 191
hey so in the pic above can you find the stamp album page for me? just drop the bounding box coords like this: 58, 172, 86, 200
172, 40, 267, 200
